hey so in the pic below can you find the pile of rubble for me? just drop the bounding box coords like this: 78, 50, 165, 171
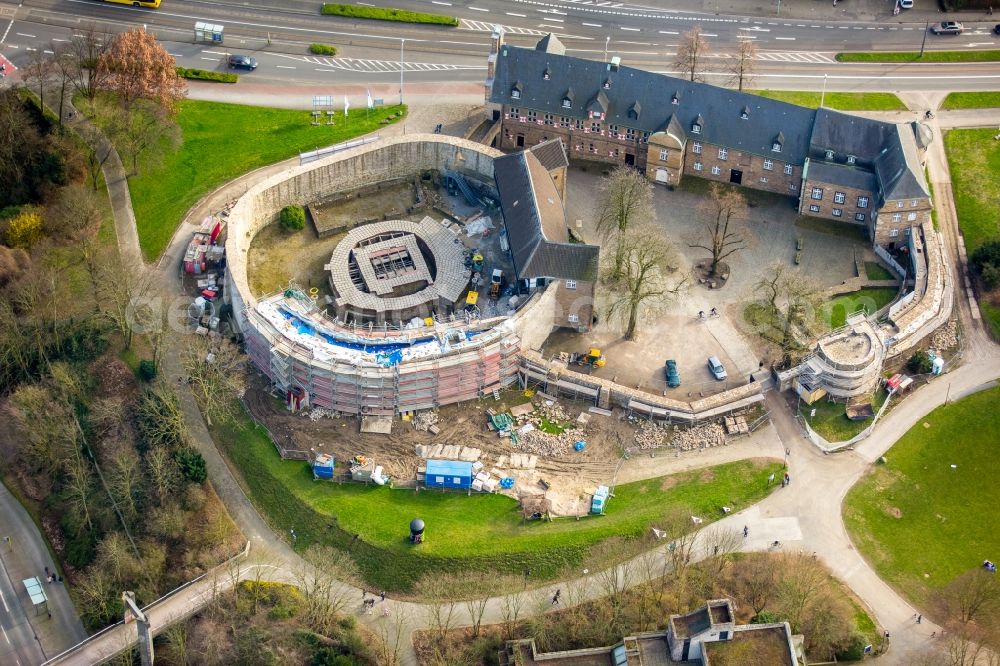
633, 420, 670, 450
412, 410, 440, 433
308, 407, 338, 421
931, 319, 959, 351
671, 423, 727, 452
512, 427, 576, 456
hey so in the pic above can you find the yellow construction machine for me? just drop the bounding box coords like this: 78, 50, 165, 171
577, 348, 606, 368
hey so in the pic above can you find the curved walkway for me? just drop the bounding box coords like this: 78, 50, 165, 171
52, 85, 1000, 666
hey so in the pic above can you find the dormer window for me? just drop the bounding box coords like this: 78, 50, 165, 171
672, 92, 681, 105
691, 114, 704, 135
740, 106, 750, 120
562, 98, 571, 108
772, 131, 784, 153
772, 143, 782, 152
825, 149, 834, 160
847, 154, 856, 165
628, 100, 641, 120
561, 88, 574, 109
543, 67, 551, 80
603, 78, 612, 89
510, 81, 523, 99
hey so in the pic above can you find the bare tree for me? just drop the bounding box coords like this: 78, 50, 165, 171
734, 553, 777, 616
595, 166, 655, 281
499, 576, 528, 640
463, 575, 499, 638
703, 526, 742, 573
114, 99, 181, 177
108, 445, 143, 525
416, 572, 463, 643
728, 39, 759, 92
48, 46, 80, 125
689, 183, 749, 277
293, 545, 359, 634
776, 552, 828, 631
98, 27, 186, 112
935, 569, 1000, 626
675, 26, 710, 83
8, 382, 78, 474
587, 540, 640, 636
67, 24, 112, 101
144, 446, 181, 504
372, 601, 411, 666
93, 251, 154, 350
183, 336, 248, 426
21, 49, 55, 112
160, 622, 191, 666
606, 226, 687, 341
134, 384, 188, 451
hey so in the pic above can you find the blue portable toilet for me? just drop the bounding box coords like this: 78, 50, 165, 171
591, 485, 609, 514
425, 460, 474, 489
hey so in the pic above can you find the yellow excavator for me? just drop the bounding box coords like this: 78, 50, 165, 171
576, 348, 606, 368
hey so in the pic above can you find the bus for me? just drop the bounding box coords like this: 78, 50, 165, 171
102, 0, 161, 7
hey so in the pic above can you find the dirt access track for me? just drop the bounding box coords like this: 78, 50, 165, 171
245, 378, 646, 516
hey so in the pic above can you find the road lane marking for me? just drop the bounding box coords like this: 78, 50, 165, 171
16, 32, 35, 38
506, 12, 526, 17
775, 37, 796, 40
620, 26, 639, 31
468, 6, 490, 11
581, 22, 602, 27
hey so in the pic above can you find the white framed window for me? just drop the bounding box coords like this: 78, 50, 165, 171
759, 176, 768, 183
527, 109, 537, 121
591, 121, 601, 133
567, 313, 579, 324
453, 477, 461, 484
659, 149, 668, 161
811, 187, 824, 200
889, 229, 900, 237
784, 164, 793, 175
560, 116, 570, 128
711, 165, 721, 175
809, 204, 820, 213
509, 107, 520, 117
772, 142, 782, 153
789, 183, 798, 191
574, 119, 584, 130
763, 159, 773, 171
435, 476, 444, 484
847, 155, 856, 165
833, 208, 843, 217
641, 131, 649, 143
855, 213, 866, 222
907, 212, 917, 221
672, 95, 680, 105
691, 123, 701, 134
608, 124, 619, 138
511, 89, 520, 99
562, 98, 571, 108
834, 191, 846, 204
740, 110, 749, 120
625, 127, 636, 140
544, 113, 554, 125
911, 199, 918, 207
565, 280, 577, 290
825, 149, 834, 160
693, 161, 703, 171
718, 147, 728, 159
896, 200, 904, 208
891, 213, 902, 222
857, 196, 869, 208
692, 142, 702, 154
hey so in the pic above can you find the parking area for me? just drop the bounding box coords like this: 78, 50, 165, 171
542, 166, 869, 395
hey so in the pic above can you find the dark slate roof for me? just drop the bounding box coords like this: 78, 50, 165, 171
809, 109, 895, 166
806, 161, 877, 193
490, 43, 816, 162
494, 151, 599, 282
535, 33, 565, 55
874, 125, 930, 201
529, 138, 569, 171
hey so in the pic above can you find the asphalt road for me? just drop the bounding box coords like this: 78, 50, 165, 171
2, 0, 1000, 91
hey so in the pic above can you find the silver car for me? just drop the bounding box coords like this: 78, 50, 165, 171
707, 356, 727, 381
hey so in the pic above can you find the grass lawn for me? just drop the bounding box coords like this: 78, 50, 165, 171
837, 50, 1000, 63
799, 388, 889, 443
824, 287, 898, 329
751, 90, 906, 111
941, 92, 1000, 110
128, 100, 405, 260
864, 262, 895, 281
843, 386, 1000, 608
944, 128, 1000, 336
214, 406, 782, 592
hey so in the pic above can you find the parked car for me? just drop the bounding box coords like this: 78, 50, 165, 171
664, 359, 681, 388
993, 24, 1000, 36
930, 21, 964, 35
228, 54, 258, 70
707, 356, 727, 381
898, 0, 913, 8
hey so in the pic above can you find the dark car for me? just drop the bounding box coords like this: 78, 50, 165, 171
228, 54, 258, 70
994, 24, 1000, 36
930, 21, 964, 35
664, 359, 681, 388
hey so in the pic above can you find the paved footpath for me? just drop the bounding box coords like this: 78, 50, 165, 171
45, 80, 1000, 665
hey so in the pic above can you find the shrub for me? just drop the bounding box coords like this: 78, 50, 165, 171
175, 67, 239, 84
3, 209, 44, 249
279, 205, 306, 232
982, 263, 1000, 291
320, 4, 459, 26
309, 44, 338, 56
835, 632, 869, 661
175, 446, 208, 484
138, 360, 157, 382
907, 350, 934, 375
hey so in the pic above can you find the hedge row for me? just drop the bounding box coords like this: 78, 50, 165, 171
309, 43, 338, 56
176, 67, 238, 84
320, 3, 458, 26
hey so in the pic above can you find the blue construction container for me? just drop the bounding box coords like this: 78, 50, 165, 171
425, 459, 474, 489
312, 453, 335, 480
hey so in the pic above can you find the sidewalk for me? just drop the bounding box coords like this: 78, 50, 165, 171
671, 0, 979, 22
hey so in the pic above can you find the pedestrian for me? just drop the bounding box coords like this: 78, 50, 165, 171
551, 589, 561, 605
380, 590, 386, 602
917, 614, 922, 624
932, 631, 936, 638
382, 605, 391, 617
884, 630, 890, 640
743, 525, 749, 538
362, 589, 367, 600
44, 566, 50, 578
713, 545, 719, 555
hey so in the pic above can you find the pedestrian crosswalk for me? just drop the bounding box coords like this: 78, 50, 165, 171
301, 56, 485, 73
756, 51, 836, 64
460, 19, 546, 36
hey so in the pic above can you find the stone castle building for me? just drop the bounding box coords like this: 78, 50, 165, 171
485, 30, 933, 251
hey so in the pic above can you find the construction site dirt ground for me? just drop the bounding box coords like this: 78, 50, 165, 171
243, 377, 764, 517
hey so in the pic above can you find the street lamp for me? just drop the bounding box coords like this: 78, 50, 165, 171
399, 38, 405, 106
819, 73, 828, 109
